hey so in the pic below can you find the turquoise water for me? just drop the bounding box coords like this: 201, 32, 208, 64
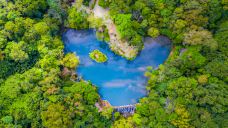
63, 29, 171, 106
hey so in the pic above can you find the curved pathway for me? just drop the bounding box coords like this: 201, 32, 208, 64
81, 0, 138, 59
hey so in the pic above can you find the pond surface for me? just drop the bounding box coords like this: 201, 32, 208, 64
63, 29, 171, 106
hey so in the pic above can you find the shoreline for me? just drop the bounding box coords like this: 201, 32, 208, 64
78, 0, 139, 60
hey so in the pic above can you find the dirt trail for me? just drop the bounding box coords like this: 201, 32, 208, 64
81, 0, 138, 59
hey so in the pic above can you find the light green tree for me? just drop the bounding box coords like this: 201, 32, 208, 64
148, 27, 160, 38
4, 41, 28, 62
61, 53, 80, 69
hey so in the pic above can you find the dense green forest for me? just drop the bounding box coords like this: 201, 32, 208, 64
0, 0, 227, 128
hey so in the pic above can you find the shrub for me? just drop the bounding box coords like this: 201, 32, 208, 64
89, 49, 107, 63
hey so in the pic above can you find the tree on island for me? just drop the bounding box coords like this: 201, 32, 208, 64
89, 49, 108, 63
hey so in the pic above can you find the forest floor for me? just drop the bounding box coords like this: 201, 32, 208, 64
81, 0, 138, 60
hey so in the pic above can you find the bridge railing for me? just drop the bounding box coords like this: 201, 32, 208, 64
113, 104, 136, 114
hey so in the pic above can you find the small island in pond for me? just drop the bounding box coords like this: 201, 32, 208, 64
89, 49, 108, 63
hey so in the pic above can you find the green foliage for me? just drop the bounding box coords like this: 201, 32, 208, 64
101, 107, 113, 120
179, 47, 206, 69
96, 26, 110, 42
34, 22, 50, 35
61, 53, 80, 69
197, 75, 208, 85
66, 7, 89, 29
112, 14, 143, 47
98, 0, 111, 8
1, 116, 13, 124
184, 30, 218, 50
83, 0, 90, 6
64, 81, 99, 105
89, 49, 108, 63
215, 20, 228, 56
4, 41, 28, 62
88, 16, 103, 29
41, 103, 73, 128
112, 14, 136, 39
126, 0, 228, 124
0, 1, 112, 127
112, 116, 135, 128
167, 77, 198, 104
148, 27, 160, 38
0, 0, 227, 127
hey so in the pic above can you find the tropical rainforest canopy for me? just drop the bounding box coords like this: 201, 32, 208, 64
0, 0, 227, 128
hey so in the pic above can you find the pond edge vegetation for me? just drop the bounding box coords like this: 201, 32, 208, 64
0, 0, 227, 127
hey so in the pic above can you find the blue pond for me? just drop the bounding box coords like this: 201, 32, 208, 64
63, 29, 171, 106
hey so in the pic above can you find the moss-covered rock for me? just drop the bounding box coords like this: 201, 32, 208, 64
89, 49, 108, 63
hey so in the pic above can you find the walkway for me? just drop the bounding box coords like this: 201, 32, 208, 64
113, 104, 136, 114
79, 0, 138, 59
